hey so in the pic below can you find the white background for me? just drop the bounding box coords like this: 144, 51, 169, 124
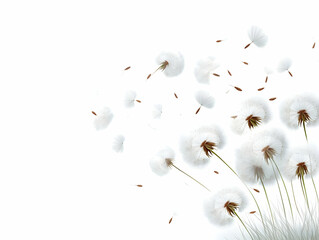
1, 0, 319, 239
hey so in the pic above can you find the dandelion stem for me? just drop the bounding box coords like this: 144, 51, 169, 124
260, 179, 274, 225
233, 211, 253, 240
291, 181, 301, 217
171, 164, 210, 192
210, 150, 266, 228
311, 175, 319, 203
270, 161, 287, 220
300, 174, 310, 210
271, 159, 294, 219
303, 121, 308, 142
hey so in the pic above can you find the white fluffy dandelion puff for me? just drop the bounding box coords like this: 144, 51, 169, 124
152, 104, 162, 119
149, 147, 210, 191
112, 135, 125, 153
194, 57, 220, 84
203, 188, 250, 237
92, 107, 113, 131
124, 90, 141, 108
264, 66, 273, 83
278, 58, 293, 77
245, 25, 268, 49
180, 125, 224, 167
231, 98, 270, 134
147, 51, 184, 79
280, 94, 319, 141
194, 90, 214, 114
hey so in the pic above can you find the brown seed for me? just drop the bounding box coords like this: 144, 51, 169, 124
216, 40, 222, 42
147, 74, 151, 79
169, 217, 173, 224
250, 211, 256, 214
265, 76, 268, 83
136, 100, 141, 103
253, 188, 260, 193
258, 87, 264, 91
195, 106, 201, 114
124, 66, 131, 71
313, 42, 316, 49
227, 70, 232, 76
174, 93, 178, 98
92, 111, 97, 116
242, 61, 248, 65
234, 86, 242, 91
288, 71, 293, 77
231, 115, 238, 119
269, 97, 277, 101
213, 73, 220, 77
244, 43, 251, 49
136, 185, 143, 187
214, 171, 219, 174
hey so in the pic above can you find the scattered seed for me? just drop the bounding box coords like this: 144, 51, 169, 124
136, 100, 141, 103
147, 74, 151, 79
136, 185, 143, 187
244, 43, 251, 49
313, 42, 316, 49
227, 70, 232, 76
258, 87, 264, 91
253, 188, 260, 193
242, 61, 248, 65
92, 111, 97, 116
250, 211, 256, 214
174, 93, 178, 98
195, 106, 201, 114
265, 76, 268, 83
124, 66, 131, 71
216, 40, 222, 42
269, 97, 277, 101
169, 217, 173, 224
214, 171, 219, 174
213, 73, 220, 77
231, 115, 238, 119
234, 86, 242, 91
288, 71, 293, 77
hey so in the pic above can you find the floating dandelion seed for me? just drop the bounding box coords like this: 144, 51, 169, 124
242, 61, 249, 65
280, 95, 319, 141
216, 40, 223, 42
264, 66, 273, 83
152, 104, 162, 119
92, 107, 113, 131
169, 217, 173, 224
231, 98, 270, 134
228, 70, 232, 76
136, 185, 143, 187
124, 66, 131, 71
258, 87, 265, 91
214, 171, 219, 174
233, 86, 243, 92
269, 97, 276, 101
253, 189, 260, 193
180, 125, 224, 167
249, 211, 256, 214
149, 147, 210, 191
278, 58, 293, 77
194, 57, 220, 84
124, 91, 142, 108
147, 51, 184, 79
203, 188, 248, 226
194, 90, 214, 114
245, 26, 268, 49
174, 93, 178, 98
112, 135, 125, 153
313, 42, 316, 49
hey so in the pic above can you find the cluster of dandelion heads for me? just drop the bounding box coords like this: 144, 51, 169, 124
180, 125, 224, 167
149, 147, 175, 176
203, 188, 247, 226
245, 25, 268, 49
124, 90, 141, 108
112, 134, 125, 153
194, 90, 214, 114
231, 98, 270, 134
280, 94, 319, 129
194, 57, 220, 84
236, 144, 274, 184
92, 107, 113, 131
283, 145, 319, 181
155, 51, 184, 77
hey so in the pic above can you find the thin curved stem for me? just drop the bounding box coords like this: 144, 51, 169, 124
303, 121, 308, 142
291, 181, 301, 218
271, 159, 294, 219
171, 164, 211, 192
311, 175, 319, 203
210, 150, 266, 229
261, 179, 274, 226
234, 211, 253, 240
300, 174, 310, 210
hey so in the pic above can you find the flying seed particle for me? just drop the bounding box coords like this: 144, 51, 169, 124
195, 106, 201, 114
216, 40, 222, 42
136, 100, 141, 103
124, 66, 131, 71
242, 61, 248, 65
213, 73, 220, 77
228, 70, 232, 76
169, 217, 173, 224
231, 115, 238, 119
253, 188, 260, 193
258, 87, 264, 91
174, 93, 178, 98
250, 211, 256, 214
288, 71, 293, 77
269, 97, 277, 101
234, 86, 242, 91
92, 111, 97, 116
313, 42, 316, 49
147, 74, 151, 79
244, 43, 251, 49
214, 171, 219, 174
265, 76, 268, 83
136, 185, 143, 187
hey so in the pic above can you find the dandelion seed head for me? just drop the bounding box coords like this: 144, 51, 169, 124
248, 26, 268, 47
149, 147, 175, 176
156, 51, 184, 77
93, 107, 113, 131
124, 90, 137, 108
195, 90, 215, 109
277, 58, 292, 72
194, 57, 220, 84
